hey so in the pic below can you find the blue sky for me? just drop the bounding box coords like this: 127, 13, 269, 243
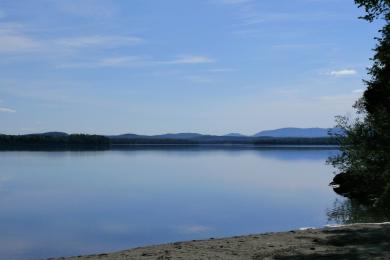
0, 0, 382, 135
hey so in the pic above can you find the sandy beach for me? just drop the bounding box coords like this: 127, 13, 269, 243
52, 223, 390, 260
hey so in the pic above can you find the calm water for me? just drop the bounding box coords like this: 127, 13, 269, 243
1, 146, 342, 260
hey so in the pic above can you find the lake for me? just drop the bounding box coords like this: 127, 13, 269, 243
0, 146, 347, 260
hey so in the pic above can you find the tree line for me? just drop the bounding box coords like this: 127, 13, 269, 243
0, 134, 110, 148
0, 134, 339, 147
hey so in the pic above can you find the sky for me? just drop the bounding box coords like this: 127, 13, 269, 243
0, 0, 383, 135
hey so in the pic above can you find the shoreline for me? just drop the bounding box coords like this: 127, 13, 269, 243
52, 223, 390, 260
0, 144, 339, 152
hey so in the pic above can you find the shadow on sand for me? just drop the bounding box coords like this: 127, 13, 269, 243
273, 225, 390, 259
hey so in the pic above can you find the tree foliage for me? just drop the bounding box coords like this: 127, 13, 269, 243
330, 0, 390, 206
355, 0, 390, 21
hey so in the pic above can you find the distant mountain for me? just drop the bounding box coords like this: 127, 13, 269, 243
109, 133, 205, 140
28, 132, 69, 137
4, 129, 342, 140
254, 128, 341, 138
152, 133, 204, 139
110, 129, 342, 140
110, 133, 146, 139
224, 133, 247, 137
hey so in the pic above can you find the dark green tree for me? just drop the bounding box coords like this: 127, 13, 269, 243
330, 0, 390, 206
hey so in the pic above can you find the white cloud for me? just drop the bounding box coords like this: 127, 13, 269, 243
0, 107, 16, 113
330, 69, 357, 77
163, 55, 214, 64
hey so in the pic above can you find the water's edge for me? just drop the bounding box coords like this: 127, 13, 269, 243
52, 223, 390, 260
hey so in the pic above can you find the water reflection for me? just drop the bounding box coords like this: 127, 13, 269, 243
327, 198, 390, 224
0, 147, 343, 260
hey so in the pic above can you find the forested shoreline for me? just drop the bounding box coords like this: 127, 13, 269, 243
0, 134, 111, 148
0, 133, 339, 148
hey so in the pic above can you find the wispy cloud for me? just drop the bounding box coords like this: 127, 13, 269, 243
58, 56, 148, 68
0, 23, 142, 55
59, 55, 214, 69
211, 0, 348, 28
0, 22, 211, 70
0, 34, 40, 53
98, 56, 146, 67
0, 107, 16, 113
162, 55, 214, 65
330, 69, 357, 77
55, 36, 142, 48
0, 23, 41, 53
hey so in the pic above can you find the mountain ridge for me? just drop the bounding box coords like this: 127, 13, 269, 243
254, 127, 341, 138
112, 127, 339, 139
5, 128, 340, 139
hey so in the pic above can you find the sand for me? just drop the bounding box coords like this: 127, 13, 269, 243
51, 223, 390, 260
